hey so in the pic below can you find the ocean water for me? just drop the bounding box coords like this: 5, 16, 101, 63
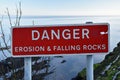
0, 16, 120, 79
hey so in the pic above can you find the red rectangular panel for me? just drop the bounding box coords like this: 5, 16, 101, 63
11, 23, 109, 57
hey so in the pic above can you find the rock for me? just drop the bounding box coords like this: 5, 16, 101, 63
61, 60, 66, 63
117, 42, 120, 47
118, 67, 120, 70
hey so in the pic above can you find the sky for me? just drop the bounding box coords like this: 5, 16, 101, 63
0, 0, 120, 16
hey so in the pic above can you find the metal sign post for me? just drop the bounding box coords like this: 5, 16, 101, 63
87, 55, 94, 80
24, 57, 32, 80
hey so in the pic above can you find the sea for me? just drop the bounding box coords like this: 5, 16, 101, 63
0, 16, 120, 80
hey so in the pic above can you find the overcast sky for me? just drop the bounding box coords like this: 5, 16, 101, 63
0, 0, 120, 16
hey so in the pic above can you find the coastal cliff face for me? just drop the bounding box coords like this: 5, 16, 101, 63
73, 42, 120, 80
95, 42, 120, 80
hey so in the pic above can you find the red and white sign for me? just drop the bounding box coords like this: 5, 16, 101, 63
12, 23, 109, 57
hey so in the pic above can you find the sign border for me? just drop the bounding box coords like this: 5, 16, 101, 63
11, 23, 110, 57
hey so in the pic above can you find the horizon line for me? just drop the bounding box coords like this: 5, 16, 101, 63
1, 14, 120, 18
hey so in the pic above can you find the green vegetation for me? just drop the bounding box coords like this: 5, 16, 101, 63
74, 42, 120, 80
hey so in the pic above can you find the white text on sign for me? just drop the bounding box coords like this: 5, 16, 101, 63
32, 28, 90, 40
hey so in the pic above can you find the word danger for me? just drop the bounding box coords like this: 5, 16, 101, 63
32, 28, 89, 40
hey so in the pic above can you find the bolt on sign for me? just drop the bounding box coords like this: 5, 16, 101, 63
11, 23, 109, 57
